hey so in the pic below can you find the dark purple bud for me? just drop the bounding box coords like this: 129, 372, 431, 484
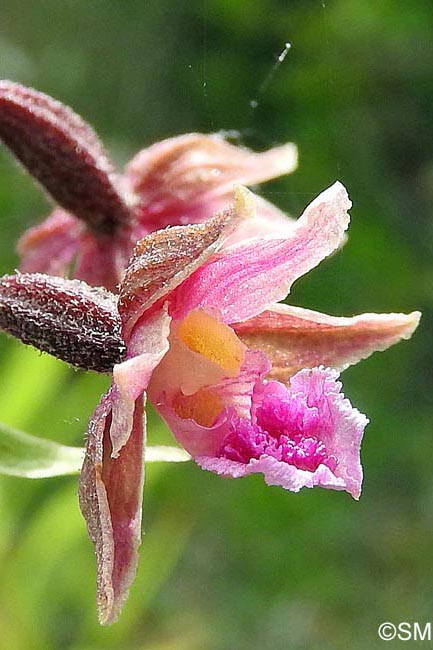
0, 81, 132, 234
0, 273, 126, 372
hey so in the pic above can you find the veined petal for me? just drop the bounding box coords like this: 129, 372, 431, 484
79, 389, 145, 625
118, 187, 252, 338
224, 194, 295, 246
233, 304, 422, 381
125, 132, 298, 220
17, 209, 83, 276
135, 191, 296, 243
169, 182, 351, 324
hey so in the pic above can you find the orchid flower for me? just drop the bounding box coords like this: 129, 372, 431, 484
0, 184, 420, 625
0, 80, 298, 291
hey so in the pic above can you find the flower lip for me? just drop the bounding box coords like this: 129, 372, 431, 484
217, 379, 339, 473
219, 417, 338, 473
176, 368, 368, 499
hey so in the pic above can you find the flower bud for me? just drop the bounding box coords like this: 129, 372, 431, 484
0, 273, 125, 371
0, 81, 131, 234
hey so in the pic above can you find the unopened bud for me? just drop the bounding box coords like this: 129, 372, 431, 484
0, 81, 131, 234
0, 273, 126, 372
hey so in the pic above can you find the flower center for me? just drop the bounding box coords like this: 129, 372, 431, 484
177, 309, 245, 376
172, 388, 224, 427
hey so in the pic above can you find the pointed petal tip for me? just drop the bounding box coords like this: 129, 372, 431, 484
350, 487, 362, 501
402, 310, 422, 338
280, 141, 298, 172
234, 306, 422, 381
303, 181, 351, 247
320, 180, 352, 215
262, 141, 298, 175
358, 310, 422, 345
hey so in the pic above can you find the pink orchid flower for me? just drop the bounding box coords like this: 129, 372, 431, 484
0, 80, 298, 291
75, 182, 418, 623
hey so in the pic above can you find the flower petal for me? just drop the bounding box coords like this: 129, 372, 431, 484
17, 209, 83, 276
79, 389, 145, 625
169, 182, 351, 324
287, 367, 368, 498
0, 80, 131, 233
197, 454, 347, 491
233, 304, 422, 381
118, 187, 252, 338
125, 132, 297, 223
155, 400, 231, 458
224, 194, 296, 246
198, 367, 368, 499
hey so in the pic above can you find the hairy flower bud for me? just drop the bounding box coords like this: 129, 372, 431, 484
0, 273, 125, 371
0, 81, 132, 234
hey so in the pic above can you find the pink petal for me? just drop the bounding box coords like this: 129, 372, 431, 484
224, 194, 296, 246
133, 191, 295, 245
233, 303, 421, 381
169, 182, 351, 324
197, 454, 347, 491
125, 133, 297, 224
287, 367, 368, 498
17, 209, 82, 276
125, 184, 295, 256
155, 401, 231, 458
198, 367, 368, 499
79, 389, 145, 625
118, 190, 251, 338
215, 349, 271, 419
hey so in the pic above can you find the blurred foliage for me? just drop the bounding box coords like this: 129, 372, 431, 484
0, 1, 432, 649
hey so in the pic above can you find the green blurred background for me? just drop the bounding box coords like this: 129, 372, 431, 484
0, 1, 432, 648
